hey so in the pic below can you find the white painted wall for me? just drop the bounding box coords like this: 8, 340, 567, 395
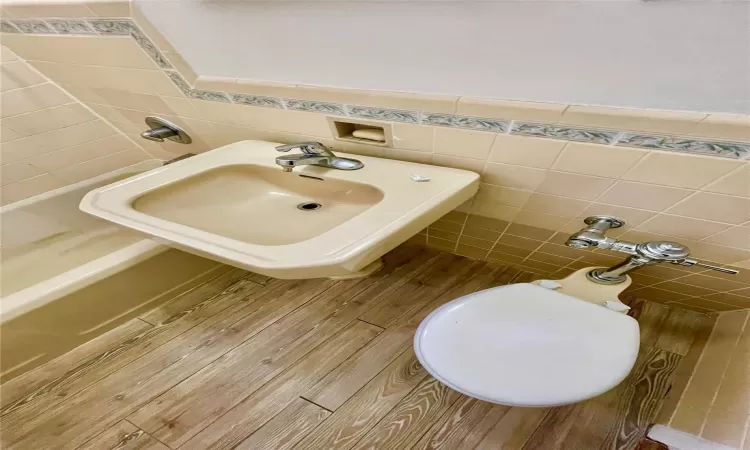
138, 1, 750, 114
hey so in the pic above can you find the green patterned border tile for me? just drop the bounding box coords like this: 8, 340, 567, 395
0, 20, 20, 33
45, 19, 96, 35
616, 134, 750, 159
285, 99, 346, 115
423, 113, 508, 132
347, 106, 419, 124
511, 122, 619, 144
10, 19, 55, 34
231, 94, 284, 109
3, 15, 748, 161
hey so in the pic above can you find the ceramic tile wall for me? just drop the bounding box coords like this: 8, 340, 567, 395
0, 44, 150, 205
658, 309, 750, 449
1, 3, 749, 312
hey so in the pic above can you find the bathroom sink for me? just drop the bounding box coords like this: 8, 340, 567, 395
80, 140, 479, 278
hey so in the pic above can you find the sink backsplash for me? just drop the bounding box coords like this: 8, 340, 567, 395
1, 2, 748, 313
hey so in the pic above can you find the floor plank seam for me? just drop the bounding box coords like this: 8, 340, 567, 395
299, 396, 335, 413
124, 418, 175, 450
138, 317, 156, 327
355, 318, 386, 330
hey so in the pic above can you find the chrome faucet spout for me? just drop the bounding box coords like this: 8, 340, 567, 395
274, 142, 364, 172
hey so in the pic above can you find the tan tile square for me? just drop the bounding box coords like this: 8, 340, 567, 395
498, 233, 544, 251
465, 214, 509, 232
434, 127, 495, 160
292, 85, 372, 105
3, 104, 95, 138
519, 259, 560, 274
0, 61, 45, 92
440, 211, 467, 224
702, 164, 749, 197
487, 253, 525, 266
52, 148, 147, 183
669, 297, 738, 312
701, 293, 750, 309
0, 173, 66, 205
392, 123, 433, 152
629, 286, 689, 303
1, 83, 72, 118
458, 236, 495, 250
521, 193, 590, 217
367, 91, 458, 114
427, 237, 455, 252
429, 220, 463, 234
536, 171, 615, 200
692, 114, 750, 141
653, 281, 716, 297
475, 184, 533, 208
482, 162, 547, 190
28, 135, 133, 171
470, 201, 520, 222
429, 229, 459, 242
526, 251, 575, 267
551, 142, 647, 178
2, 34, 158, 70
703, 226, 750, 251
85, 1, 131, 17
638, 214, 732, 241
456, 98, 566, 122
488, 134, 565, 168
489, 243, 533, 259
597, 181, 694, 211
30, 61, 183, 97
456, 244, 489, 259
234, 79, 298, 98
622, 152, 743, 189
559, 105, 705, 135
383, 148, 433, 164
667, 192, 750, 225
505, 223, 556, 241
432, 155, 484, 173
678, 274, 750, 292
462, 225, 501, 242
0, 160, 44, 185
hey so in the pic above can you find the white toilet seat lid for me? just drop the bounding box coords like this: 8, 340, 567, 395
414, 283, 640, 407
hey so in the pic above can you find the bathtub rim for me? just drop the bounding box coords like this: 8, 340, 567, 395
1, 159, 167, 323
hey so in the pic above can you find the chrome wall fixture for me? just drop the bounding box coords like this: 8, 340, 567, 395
140, 116, 192, 144
566, 215, 739, 285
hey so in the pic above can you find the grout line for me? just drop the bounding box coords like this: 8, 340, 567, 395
298, 396, 334, 414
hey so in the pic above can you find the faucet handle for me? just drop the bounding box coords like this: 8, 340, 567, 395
275, 142, 333, 155
672, 258, 739, 274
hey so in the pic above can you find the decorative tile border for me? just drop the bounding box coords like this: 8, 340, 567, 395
3, 16, 749, 160
423, 113, 508, 132
616, 134, 750, 158
511, 122, 619, 144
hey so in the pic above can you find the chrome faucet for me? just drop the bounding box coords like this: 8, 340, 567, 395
566, 215, 738, 284
275, 142, 364, 172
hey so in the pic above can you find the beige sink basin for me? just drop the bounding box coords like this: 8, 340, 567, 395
81, 140, 479, 279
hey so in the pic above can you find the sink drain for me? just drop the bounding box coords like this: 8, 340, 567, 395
297, 202, 322, 211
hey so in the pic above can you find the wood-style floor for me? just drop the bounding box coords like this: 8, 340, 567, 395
0, 244, 710, 450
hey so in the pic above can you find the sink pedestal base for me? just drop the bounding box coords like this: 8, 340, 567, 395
329, 259, 384, 280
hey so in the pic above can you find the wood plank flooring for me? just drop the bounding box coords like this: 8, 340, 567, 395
0, 244, 710, 450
